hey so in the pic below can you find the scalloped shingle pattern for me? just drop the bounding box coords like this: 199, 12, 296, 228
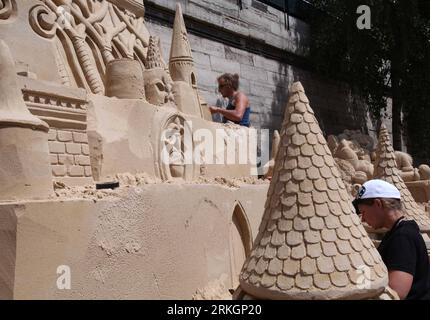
239, 82, 388, 300
373, 124, 430, 231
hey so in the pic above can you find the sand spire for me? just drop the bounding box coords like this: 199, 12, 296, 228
146, 36, 163, 69
169, 3, 193, 69
374, 124, 430, 232
239, 82, 388, 300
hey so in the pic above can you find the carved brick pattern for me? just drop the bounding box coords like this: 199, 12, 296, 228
48, 128, 92, 178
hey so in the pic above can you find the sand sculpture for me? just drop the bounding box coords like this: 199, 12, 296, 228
143, 35, 175, 107
263, 130, 280, 179
337, 129, 375, 153
237, 82, 388, 300
328, 134, 374, 187
393, 151, 420, 182
169, 4, 203, 118
0, 0, 416, 300
0, 0, 266, 299
0, 39, 53, 201
373, 124, 430, 234
328, 128, 430, 205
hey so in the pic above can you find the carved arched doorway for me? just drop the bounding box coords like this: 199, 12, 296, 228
152, 111, 197, 181
229, 201, 253, 288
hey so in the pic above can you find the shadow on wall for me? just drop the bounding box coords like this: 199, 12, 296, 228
269, 62, 372, 147
268, 63, 293, 155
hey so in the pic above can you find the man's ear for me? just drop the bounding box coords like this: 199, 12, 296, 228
374, 198, 383, 208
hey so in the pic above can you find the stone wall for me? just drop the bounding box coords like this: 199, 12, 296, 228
145, 0, 375, 146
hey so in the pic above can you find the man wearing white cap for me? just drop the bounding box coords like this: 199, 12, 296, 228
353, 179, 430, 299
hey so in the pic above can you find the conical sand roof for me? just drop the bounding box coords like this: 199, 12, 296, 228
374, 124, 430, 232
239, 82, 388, 300
169, 3, 193, 63
146, 36, 163, 69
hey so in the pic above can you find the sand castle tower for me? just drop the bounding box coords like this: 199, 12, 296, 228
0, 40, 52, 200
238, 82, 388, 300
147, 36, 163, 69
168, 3, 203, 117
144, 36, 174, 107
373, 124, 430, 234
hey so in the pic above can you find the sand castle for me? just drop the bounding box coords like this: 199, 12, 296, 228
373, 124, 430, 231
0, 0, 265, 299
369, 124, 430, 253
0, 0, 424, 300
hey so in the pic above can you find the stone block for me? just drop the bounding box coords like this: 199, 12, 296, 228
73, 132, 88, 143
81, 144, 90, 156
75, 155, 91, 166
210, 56, 241, 74
48, 130, 57, 141
57, 130, 73, 142
68, 165, 84, 177
199, 37, 225, 58
192, 51, 211, 70
250, 81, 275, 99
49, 141, 65, 154
58, 154, 75, 166
50, 155, 58, 165
224, 47, 254, 66
240, 64, 268, 82
52, 165, 67, 177
84, 166, 92, 177
195, 69, 220, 89
66, 143, 82, 155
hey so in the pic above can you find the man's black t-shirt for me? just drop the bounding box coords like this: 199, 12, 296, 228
378, 218, 430, 299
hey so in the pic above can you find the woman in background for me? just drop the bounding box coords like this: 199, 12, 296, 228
209, 73, 251, 127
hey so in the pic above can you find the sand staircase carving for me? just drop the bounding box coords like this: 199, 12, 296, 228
374, 124, 430, 232
238, 82, 388, 300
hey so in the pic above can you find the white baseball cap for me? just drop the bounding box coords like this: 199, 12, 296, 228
352, 179, 401, 213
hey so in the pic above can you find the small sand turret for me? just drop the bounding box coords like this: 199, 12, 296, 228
374, 123, 430, 232
168, 3, 202, 117
0, 40, 52, 200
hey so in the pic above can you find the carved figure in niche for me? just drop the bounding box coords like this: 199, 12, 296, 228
143, 36, 174, 107
163, 117, 185, 179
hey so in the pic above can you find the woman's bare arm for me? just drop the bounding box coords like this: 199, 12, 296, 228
209, 92, 248, 122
